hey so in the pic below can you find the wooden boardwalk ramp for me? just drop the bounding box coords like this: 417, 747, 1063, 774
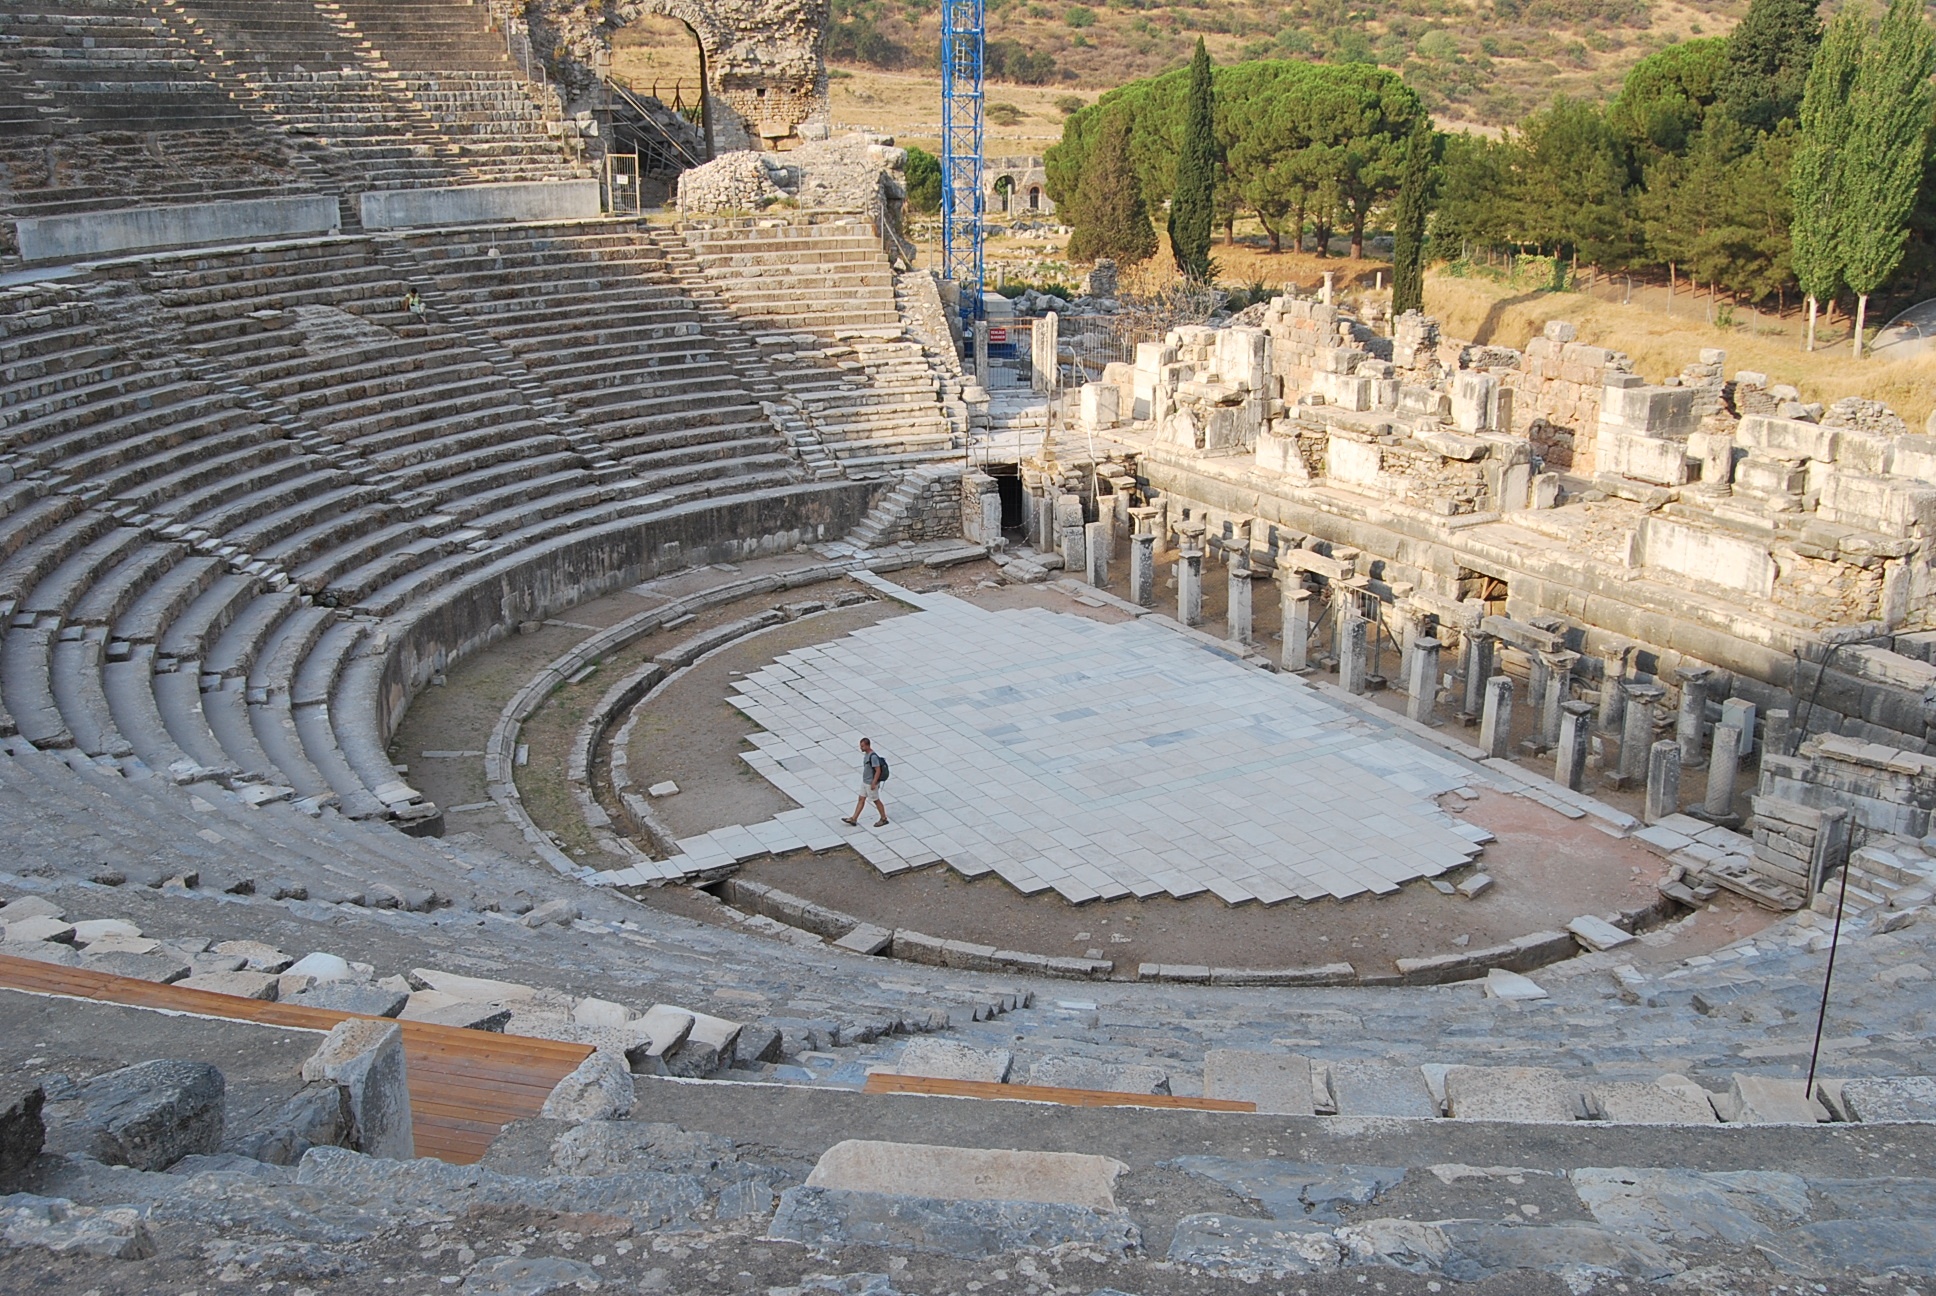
0, 952, 593, 1164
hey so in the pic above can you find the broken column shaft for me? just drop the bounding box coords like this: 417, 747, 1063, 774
1407, 638, 1441, 725
1644, 740, 1681, 824
1480, 675, 1513, 760
1556, 700, 1594, 791
1675, 666, 1712, 763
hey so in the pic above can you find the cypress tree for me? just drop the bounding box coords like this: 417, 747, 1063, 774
1842, 0, 1936, 357
1790, 9, 1861, 351
1717, 0, 1823, 132
1389, 124, 1437, 316
1168, 38, 1218, 282
1067, 106, 1158, 266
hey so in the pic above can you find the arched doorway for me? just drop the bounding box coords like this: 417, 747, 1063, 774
993, 175, 1015, 214
610, 11, 713, 159
1027, 185, 1041, 212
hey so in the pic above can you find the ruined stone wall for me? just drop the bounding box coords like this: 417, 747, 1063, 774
1113, 287, 1936, 752
1325, 427, 1490, 515
501, 0, 828, 150
1771, 548, 1887, 626
374, 484, 871, 756
1503, 321, 1634, 475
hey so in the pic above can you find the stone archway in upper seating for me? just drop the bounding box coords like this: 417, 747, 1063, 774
506, 0, 829, 153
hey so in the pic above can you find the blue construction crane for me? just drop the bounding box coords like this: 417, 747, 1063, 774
939, 0, 985, 330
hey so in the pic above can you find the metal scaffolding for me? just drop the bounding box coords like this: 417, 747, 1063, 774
940, 0, 985, 327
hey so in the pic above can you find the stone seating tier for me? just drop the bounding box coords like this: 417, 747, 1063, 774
166, 0, 375, 74
330, 0, 521, 72
0, 0, 253, 133
0, 217, 944, 834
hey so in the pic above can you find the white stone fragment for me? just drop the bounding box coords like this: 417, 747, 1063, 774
1484, 968, 1549, 1000
1567, 915, 1636, 951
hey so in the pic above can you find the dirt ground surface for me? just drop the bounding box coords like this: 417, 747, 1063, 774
631, 599, 910, 841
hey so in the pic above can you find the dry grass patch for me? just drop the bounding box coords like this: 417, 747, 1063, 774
1424, 273, 1935, 428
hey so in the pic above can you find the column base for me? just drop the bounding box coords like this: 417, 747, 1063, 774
1684, 806, 1742, 828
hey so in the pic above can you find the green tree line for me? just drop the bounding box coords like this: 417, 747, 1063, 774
1045, 55, 1432, 263
1040, 0, 1933, 342
1434, 0, 1936, 346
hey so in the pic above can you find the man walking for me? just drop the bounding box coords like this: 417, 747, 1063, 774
842, 737, 888, 827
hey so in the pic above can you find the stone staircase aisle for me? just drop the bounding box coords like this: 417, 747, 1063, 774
677, 218, 966, 475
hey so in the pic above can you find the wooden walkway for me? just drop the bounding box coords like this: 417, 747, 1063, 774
0, 953, 594, 1164
865, 1072, 1259, 1112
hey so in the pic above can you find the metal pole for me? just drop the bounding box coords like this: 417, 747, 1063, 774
1805, 854, 1853, 1097
940, 0, 985, 330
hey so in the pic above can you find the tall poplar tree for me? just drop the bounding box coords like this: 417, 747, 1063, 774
1168, 38, 1218, 282
1842, 0, 1936, 357
1790, 9, 1861, 351
1389, 124, 1437, 315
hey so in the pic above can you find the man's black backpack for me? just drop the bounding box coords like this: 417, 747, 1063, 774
870, 752, 890, 783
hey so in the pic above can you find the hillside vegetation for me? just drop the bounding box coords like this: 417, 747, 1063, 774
827, 0, 1748, 126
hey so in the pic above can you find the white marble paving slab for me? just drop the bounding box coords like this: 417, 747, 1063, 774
715, 584, 1482, 905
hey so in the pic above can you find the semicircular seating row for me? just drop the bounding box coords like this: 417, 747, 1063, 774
0, 0, 591, 230
0, 220, 884, 830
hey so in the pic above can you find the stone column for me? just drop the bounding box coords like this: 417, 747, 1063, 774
1026, 477, 1053, 551
1227, 556, 1255, 646
1556, 700, 1594, 791
1031, 311, 1060, 394
1321, 271, 1335, 304
1061, 519, 1087, 576
1539, 650, 1578, 751
1719, 697, 1756, 757
1396, 604, 1423, 699
1644, 740, 1681, 824
1480, 675, 1513, 759
1699, 722, 1743, 824
1281, 585, 1312, 672
1176, 526, 1204, 626
1407, 638, 1441, 725
973, 318, 989, 385
1598, 641, 1635, 730
1614, 682, 1663, 788
1084, 521, 1108, 586
1130, 532, 1155, 608
1674, 666, 1712, 763
1523, 652, 1553, 755
1460, 632, 1494, 725
1340, 613, 1369, 695
1764, 708, 1792, 758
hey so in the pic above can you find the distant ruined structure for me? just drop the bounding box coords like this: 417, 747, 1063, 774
501, 0, 831, 150
1038, 294, 1936, 855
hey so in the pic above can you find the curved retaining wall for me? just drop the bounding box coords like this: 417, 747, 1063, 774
354, 481, 873, 837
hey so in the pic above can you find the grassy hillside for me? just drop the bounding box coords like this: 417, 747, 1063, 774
824, 0, 1749, 128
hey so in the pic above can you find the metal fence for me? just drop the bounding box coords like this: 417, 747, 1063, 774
1001, 313, 1140, 385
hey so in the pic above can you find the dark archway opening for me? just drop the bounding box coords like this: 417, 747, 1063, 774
608, 11, 713, 192
986, 463, 1025, 532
